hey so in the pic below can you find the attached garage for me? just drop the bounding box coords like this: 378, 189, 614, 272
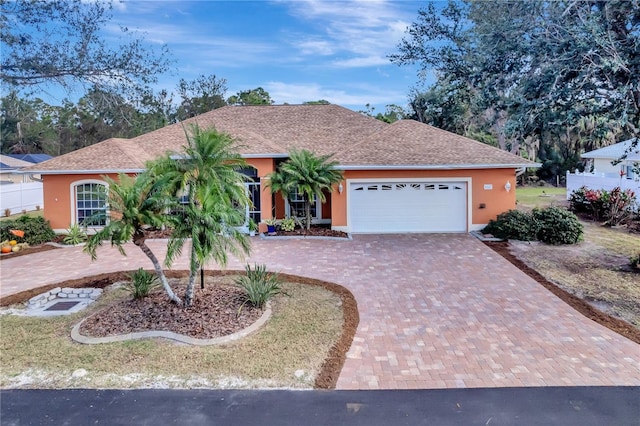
348, 180, 469, 233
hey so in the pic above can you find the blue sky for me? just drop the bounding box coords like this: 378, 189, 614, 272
102, 0, 430, 113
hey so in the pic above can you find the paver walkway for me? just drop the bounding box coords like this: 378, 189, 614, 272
1, 234, 639, 389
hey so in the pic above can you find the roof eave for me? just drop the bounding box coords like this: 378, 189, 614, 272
581, 154, 640, 161
336, 163, 541, 170
169, 153, 288, 160
21, 169, 145, 175
242, 153, 289, 159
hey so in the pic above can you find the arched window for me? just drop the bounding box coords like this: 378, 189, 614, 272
72, 181, 108, 227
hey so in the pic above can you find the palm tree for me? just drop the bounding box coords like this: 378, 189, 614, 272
267, 149, 343, 230
151, 124, 251, 306
84, 173, 182, 304
165, 185, 250, 305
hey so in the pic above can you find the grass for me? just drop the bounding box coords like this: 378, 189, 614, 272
0, 210, 44, 222
516, 185, 567, 210
509, 220, 640, 327
0, 276, 344, 389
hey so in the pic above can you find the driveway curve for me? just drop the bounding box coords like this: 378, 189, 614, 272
1, 234, 639, 389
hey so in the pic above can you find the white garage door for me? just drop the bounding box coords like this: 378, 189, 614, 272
349, 181, 467, 233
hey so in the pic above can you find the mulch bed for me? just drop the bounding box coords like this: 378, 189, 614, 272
0, 269, 359, 390
79, 283, 263, 339
0, 243, 59, 261
268, 226, 349, 238
484, 241, 640, 345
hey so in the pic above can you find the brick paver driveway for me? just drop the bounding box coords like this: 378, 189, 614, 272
1, 234, 639, 389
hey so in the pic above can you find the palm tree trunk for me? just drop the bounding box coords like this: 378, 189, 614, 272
184, 249, 199, 307
136, 240, 182, 304
305, 198, 312, 230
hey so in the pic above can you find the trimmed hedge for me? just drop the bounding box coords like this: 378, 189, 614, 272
482, 209, 539, 241
483, 206, 583, 245
533, 206, 583, 245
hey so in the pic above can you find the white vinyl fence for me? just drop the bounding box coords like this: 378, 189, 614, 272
566, 171, 640, 208
0, 182, 44, 215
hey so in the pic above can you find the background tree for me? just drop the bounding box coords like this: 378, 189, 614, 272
84, 173, 182, 304
266, 149, 343, 230
174, 74, 228, 121
360, 103, 408, 123
151, 125, 251, 306
0, 73, 232, 155
0, 0, 171, 94
0, 92, 54, 154
391, 0, 640, 179
303, 100, 331, 105
1, 0, 175, 156
227, 87, 274, 106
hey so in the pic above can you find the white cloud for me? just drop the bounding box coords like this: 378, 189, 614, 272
332, 55, 390, 68
104, 19, 279, 68
264, 81, 408, 107
295, 39, 335, 56
281, 0, 413, 65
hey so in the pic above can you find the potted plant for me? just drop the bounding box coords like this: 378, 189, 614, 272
264, 218, 278, 235
248, 219, 258, 237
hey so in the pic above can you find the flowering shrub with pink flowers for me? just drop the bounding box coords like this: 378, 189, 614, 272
569, 186, 637, 226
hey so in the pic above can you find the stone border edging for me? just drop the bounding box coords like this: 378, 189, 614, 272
70, 302, 271, 346
46, 242, 85, 248
470, 230, 504, 242
259, 233, 352, 241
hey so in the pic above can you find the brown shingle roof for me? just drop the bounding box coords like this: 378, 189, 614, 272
29, 138, 149, 172
337, 119, 537, 168
26, 104, 537, 173
148, 104, 387, 157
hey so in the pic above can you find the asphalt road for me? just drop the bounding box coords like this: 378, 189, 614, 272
1, 387, 638, 425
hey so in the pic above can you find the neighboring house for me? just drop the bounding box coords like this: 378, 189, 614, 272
0, 154, 53, 184
24, 104, 539, 233
566, 139, 640, 204
0, 155, 35, 184
0, 154, 52, 214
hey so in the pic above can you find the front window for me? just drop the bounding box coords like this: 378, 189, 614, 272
247, 181, 261, 223
287, 188, 318, 219
75, 182, 107, 226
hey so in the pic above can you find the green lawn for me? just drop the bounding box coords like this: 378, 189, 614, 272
0, 210, 44, 222
516, 185, 567, 210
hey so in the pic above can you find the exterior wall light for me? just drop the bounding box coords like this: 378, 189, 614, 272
338, 182, 344, 194
505, 180, 512, 192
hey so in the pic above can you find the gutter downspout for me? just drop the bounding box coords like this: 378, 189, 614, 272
515, 167, 526, 186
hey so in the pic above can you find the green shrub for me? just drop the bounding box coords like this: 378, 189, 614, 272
234, 263, 283, 308
533, 206, 583, 245
0, 216, 56, 245
62, 224, 87, 245
482, 209, 539, 241
280, 217, 296, 232
0, 221, 15, 242
630, 253, 640, 272
125, 268, 160, 299
568, 186, 590, 214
